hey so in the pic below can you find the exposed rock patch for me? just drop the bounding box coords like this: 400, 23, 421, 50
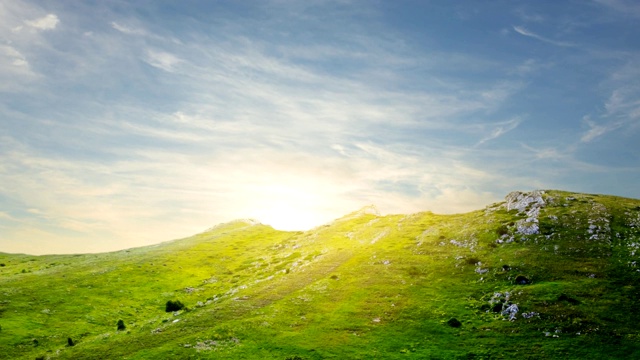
504, 190, 546, 236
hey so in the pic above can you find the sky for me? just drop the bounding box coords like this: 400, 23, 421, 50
1, 0, 640, 255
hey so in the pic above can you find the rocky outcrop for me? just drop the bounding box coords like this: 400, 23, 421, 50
505, 190, 545, 212
504, 190, 546, 235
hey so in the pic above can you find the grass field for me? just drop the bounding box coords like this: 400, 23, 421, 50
1, 190, 639, 359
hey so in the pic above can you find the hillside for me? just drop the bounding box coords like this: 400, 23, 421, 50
1, 190, 639, 359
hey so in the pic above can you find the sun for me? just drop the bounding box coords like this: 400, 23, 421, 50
255, 203, 326, 231
247, 185, 336, 231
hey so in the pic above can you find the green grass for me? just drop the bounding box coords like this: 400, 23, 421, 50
1, 190, 640, 359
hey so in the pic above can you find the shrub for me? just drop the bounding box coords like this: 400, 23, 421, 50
67, 337, 75, 347
165, 300, 185, 312
465, 257, 481, 265
558, 294, 580, 305
117, 319, 126, 331
447, 318, 462, 328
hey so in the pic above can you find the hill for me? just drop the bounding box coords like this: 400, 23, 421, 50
1, 190, 639, 359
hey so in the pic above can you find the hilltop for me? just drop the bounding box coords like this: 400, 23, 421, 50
1, 190, 639, 359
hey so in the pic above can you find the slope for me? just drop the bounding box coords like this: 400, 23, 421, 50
0, 190, 639, 359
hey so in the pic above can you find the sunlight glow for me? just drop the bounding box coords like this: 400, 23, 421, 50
248, 185, 336, 231
254, 203, 326, 231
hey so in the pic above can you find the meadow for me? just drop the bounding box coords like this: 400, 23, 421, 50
1, 190, 639, 359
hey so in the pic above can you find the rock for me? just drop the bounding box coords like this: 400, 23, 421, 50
516, 220, 539, 235
504, 191, 546, 236
505, 190, 545, 213
447, 318, 462, 328
515, 275, 530, 285
522, 312, 538, 319
502, 303, 519, 321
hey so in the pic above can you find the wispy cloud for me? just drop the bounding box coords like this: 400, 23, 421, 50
594, 0, 640, 18
2, 0, 639, 254
111, 21, 146, 36
581, 115, 622, 142
521, 143, 565, 160
144, 49, 183, 72
581, 59, 640, 142
24, 13, 59, 30
476, 118, 522, 146
513, 25, 575, 47
0, 45, 32, 74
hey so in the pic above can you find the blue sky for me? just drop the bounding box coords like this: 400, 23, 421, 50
1, 0, 639, 254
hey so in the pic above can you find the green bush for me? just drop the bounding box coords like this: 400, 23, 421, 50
465, 257, 481, 265
165, 300, 185, 312
117, 319, 126, 331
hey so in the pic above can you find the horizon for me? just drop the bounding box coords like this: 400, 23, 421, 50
2, 1, 640, 254
0, 188, 629, 256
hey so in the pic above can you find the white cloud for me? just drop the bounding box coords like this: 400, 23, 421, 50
111, 21, 146, 36
476, 118, 522, 145
144, 49, 183, 72
521, 143, 565, 160
7, 0, 624, 255
0, 44, 36, 89
581, 116, 620, 142
24, 13, 59, 30
513, 25, 575, 47
0, 45, 29, 68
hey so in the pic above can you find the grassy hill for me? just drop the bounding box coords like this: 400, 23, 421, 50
1, 190, 639, 359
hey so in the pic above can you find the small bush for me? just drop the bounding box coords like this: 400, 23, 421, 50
67, 337, 75, 347
165, 300, 185, 312
496, 225, 509, 236
447, 318, 462, 328
117, 319, 126, 331
558, 294, 580, 305
465, 257, 481, 265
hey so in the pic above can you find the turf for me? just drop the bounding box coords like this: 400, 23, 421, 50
1, 190, 639, 359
